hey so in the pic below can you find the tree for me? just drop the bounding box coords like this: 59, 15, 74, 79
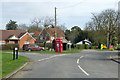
64, 26, 87, 44
31, 16, 55, 28
6, 20, 18, 30
57, 24, 67, 32
85, 9, 118, 47
28, 25, 42, 33
64, 29, 71, 40
17, 24, 29, 31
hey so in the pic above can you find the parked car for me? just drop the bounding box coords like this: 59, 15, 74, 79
23, 44, 44, 51
116, 45, 120, 50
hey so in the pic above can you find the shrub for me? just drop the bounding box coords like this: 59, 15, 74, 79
74, 44, 85, 49
1, 44, 19, 50
85, 44, 88, 49
92, 46, 96, 49
66, 44, 69, 50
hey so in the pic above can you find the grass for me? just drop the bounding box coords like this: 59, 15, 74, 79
94, 48, 113, 51
2, 52, 28, 77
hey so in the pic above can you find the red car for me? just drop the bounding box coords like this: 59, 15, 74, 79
25, 44, 44, 51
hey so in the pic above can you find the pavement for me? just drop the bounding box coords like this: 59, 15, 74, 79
5, 50, 118, 78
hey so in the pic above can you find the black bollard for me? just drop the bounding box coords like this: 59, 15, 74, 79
13, 48, 15, 60
16, 49, 18, 59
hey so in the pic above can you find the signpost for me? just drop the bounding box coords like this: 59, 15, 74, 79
13, 47, 19, 60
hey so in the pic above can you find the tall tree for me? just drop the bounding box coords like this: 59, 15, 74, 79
31, 16, 55, 28
65, 26, 87, 44
85, 9, 118, 47
6, 20, 18, 30
17, 24, 29, 31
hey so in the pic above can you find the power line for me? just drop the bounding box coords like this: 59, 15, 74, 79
58, 0, 85, 9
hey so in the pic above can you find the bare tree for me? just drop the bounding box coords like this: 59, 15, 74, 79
30, 16, 55, 28
85, 9, 118, 47
17, 24, 29, 31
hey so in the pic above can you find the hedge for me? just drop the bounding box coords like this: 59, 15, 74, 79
92, 46, 96, 49
1, 44, 19, 50
85, 44, 88, 49
74, 44, 86, 49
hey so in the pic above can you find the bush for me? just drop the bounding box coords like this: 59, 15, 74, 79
92, 46, 96, 49
85, 44, 88, 49
1, 44, 19, 50
74, 44, 85, 49
66, 44, 69, 50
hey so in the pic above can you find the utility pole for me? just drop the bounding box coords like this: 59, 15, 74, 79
55, 7, 57, 39
107, 27, 109, 49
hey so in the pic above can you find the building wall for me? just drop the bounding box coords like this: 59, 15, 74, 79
0, 40, 6, 45
19, 33, 35, 49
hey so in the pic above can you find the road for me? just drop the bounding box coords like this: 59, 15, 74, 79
10, 50, 119, 78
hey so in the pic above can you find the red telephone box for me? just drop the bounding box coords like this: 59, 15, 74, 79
55, 38, 63, 53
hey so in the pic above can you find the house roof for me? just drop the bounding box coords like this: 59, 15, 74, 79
0, 30, 27, 40
33, 31, 42, 37
45, 28, 65, 37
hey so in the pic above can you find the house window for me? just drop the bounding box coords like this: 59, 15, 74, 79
51, 36, 54, 40
0, 41, 6, 45
25, 41, 29, 44
9, 41, 15, 44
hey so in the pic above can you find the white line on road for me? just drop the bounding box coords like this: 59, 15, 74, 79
78, 65, 89, 76
77, 56, 89, 76
80, 56, 84, 59
38, 54, 69, 62
77, 59, 79, 64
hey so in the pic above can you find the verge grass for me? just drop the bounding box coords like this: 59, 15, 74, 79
2, 53, 28, 77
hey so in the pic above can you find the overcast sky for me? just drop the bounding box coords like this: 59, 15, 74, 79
1, 0, 119, 30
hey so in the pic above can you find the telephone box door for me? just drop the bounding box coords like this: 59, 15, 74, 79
55, 38, 63, 53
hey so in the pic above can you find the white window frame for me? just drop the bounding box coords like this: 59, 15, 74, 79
9, 41, 15, 44
25, 41, 29, 44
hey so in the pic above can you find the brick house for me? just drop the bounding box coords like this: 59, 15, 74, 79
34, 27, 68, 43
34, 28, 68, 50
32, 30, 42, 42
0, 30, 35, 49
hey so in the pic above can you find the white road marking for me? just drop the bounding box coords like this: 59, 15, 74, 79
78, 65, 89, 76
80, 56, 84, 59
38, 54, 69, 62
77, 56, 89, 76
77, 59, 79, 64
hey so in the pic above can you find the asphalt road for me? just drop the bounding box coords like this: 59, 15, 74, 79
10, 50, 119, 78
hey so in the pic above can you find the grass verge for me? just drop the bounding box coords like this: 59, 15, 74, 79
2, 52, 28, 77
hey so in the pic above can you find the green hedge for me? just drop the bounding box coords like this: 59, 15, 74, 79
85, 44, 88, 49
74, 44, 85, 49
1, 44, 19, 50
92, 46, 96, 49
